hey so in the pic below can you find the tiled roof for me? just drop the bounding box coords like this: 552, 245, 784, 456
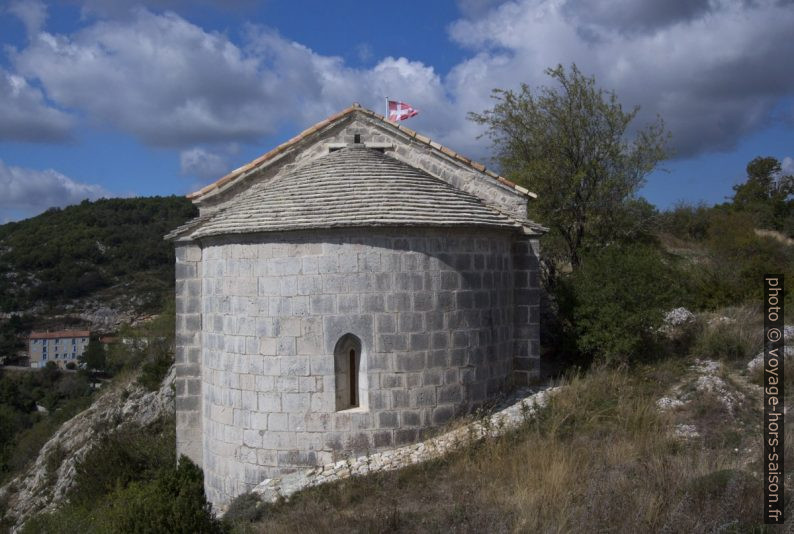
170, 146, 528, 240
187, 104, 535, 201
29, 330, 90, 340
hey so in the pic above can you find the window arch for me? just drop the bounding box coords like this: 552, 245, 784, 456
334, 334, 365, 411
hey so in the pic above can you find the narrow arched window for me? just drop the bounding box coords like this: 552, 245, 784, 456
335, 334, 363, 411
349, 348, 358, 406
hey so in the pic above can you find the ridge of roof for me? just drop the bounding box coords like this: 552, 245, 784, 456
187, 104, 536, 201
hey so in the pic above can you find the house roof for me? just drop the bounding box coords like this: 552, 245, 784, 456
29, 330, 90, 340
169, 146, 537, 240
187, 104, 536, 202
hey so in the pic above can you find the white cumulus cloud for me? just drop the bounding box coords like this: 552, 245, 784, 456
0, 68, 73, 143
7, 0, 48, 36
180, 146, 234, 181
446, 0, 794, 157
0, 160, 108, 215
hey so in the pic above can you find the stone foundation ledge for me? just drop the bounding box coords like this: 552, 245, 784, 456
249, 385, 558, 506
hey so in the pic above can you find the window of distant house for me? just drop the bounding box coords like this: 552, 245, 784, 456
42, 354, 47, 361
334, 334, 364, 411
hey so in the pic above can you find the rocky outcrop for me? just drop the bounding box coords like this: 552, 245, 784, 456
0, 367, 175, 532
663, 307, 696, 328
746, 324, 793, 374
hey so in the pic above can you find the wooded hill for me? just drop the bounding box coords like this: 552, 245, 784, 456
0, 197, 197, 358
0, 196, 197, 313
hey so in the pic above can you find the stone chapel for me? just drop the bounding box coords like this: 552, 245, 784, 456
167, 104, 545, 507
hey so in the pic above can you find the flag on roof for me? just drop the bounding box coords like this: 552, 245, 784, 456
387, 100, 419, 122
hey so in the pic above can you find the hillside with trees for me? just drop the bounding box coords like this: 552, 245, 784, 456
0, 196, 197, 361
0, 196, 197, 312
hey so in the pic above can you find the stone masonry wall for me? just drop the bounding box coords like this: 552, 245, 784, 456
512, 236, 542, 384
197, 228, 520, 506
175, 243, 203, 467
250, 385, 556, 507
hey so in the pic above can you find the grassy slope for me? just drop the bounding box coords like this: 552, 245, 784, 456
231, 351, 790, 533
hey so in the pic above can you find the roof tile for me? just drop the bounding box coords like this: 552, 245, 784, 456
176, 147, 527, 240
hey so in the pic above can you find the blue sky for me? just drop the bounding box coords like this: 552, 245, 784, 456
1, 0, 793, 222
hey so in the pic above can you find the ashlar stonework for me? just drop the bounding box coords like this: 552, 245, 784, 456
167, 104, 546, 507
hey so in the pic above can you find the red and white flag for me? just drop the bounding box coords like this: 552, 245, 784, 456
387, 100, 419, 122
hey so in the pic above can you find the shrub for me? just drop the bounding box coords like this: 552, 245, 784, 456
565, 243, 684, 363
690, 319, 759, 363
68, 418, 175, 506
104, 456, 223, 534
689, 211, 794, 310
23, 456, 223, 534
223, 492, 268, 526
658, 201, 712, 241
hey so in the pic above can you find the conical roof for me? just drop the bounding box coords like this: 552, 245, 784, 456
176, 146, 523, 239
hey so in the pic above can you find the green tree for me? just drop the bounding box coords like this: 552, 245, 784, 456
470, 64, 668, 271
80, 336, 106, 373
565, 243, 683, 363
731, 156, 793, 233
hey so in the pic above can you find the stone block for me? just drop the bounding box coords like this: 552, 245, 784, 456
409, 333, 430, 351
282, 392, 310, 412
376, 314, 396, 334
362, 294, 385, 313
268, 412, 289, 431
410, 386, 436, 407
401, 410, 421, 427
395, 428, 418, 445
398, 312, 423, 333
311, 294, 336, 315
268, 257, 302, 276
250, 412, 268, 430
386, 292, 411, 312
377, 411, 399, 428
373, 430, 393, 448
422, 369, 443, 386
392, 389, 409, 408
319, 255, 340, 274
338, 294, 359, 313
258, 392, 281, 412
281, 356, 309, 376
333, 254, 358, 274
432, 405, 455, 425
377, 334, 407, 353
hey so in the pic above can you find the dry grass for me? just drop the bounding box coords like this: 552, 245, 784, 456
691, 304, 764, 364
229, 361, 791, 533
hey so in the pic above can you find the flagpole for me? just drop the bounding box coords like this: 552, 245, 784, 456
385, 96, 389, 120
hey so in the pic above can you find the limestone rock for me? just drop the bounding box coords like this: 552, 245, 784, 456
0, 367, 175, 532
747, 345, 793, 374
663, 307, 695, 327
